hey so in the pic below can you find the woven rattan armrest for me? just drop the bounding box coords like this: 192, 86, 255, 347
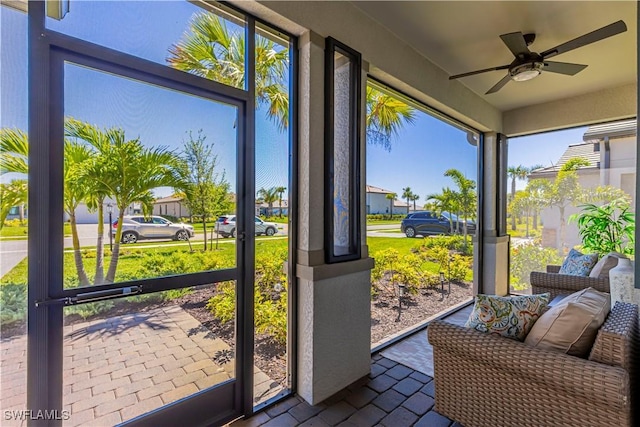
547, 264, 561, 273
530, 270, 610, 298
429, 320, 630, 409
589, 302, 639, 371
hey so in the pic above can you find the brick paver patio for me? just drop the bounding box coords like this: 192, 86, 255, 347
1, 305, 282, 426
228, 354, 460, 427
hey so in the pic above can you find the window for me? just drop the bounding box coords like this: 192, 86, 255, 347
325, 37, 361, 263
507, 122, 637, 293
366, 81, 479, 347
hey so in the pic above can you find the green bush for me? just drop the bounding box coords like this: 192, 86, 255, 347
3, 218, 26, 228
0, 284, 27, 325
418, 235, 471, 255
366, 214, 404, 221
449, 254, 471, 282
510, 241, 563, 290
207, 245, 289, 344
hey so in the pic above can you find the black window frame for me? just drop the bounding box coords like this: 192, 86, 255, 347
324, 37, 362, 263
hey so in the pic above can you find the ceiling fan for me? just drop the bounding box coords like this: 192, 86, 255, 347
449, 20, 627, 94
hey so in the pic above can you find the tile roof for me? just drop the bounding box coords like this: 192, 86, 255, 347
366, 185, 394, 194
529, 142, 599, 176
583, 119, 637, 142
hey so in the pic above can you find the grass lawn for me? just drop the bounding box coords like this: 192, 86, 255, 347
1, 223, 72, 239
366, 220, 402, 226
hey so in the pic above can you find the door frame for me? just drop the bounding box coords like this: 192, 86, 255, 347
27, 3, 258, 425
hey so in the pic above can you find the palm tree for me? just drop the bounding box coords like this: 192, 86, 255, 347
426, 188, 457, 232
507, 165, 529, 230
65, 118, 120, 284
168, 12, 289, 131
366, 86, 416, 151
544, 157, 590, 253
1, 128, 29, 175
168, 13, 416, 149
401, 187, 413, 214
385, 192, 397, 219
0, 180, 27, 228
257, 187, 279, 217
410, 193, 420, 211
444, 169, 477, 242
526, 164, 545, 229
1, 128, 29, 226
94, 130, 184, 283
63, 140, 95, 286
275, 186, 286, 217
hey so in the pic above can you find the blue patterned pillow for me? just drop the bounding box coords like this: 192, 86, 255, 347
465, 293, 551, 341
559, 248, 598, 276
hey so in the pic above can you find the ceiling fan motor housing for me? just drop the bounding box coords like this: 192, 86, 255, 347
509, 53, 544, 81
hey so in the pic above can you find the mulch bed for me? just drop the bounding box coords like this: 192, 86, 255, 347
371, 280, 473, 344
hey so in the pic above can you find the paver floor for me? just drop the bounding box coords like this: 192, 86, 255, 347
1, 305, 282, 427
228, 354, 461, 427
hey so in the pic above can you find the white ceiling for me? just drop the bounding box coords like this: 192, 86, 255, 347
352, 1, 637, 112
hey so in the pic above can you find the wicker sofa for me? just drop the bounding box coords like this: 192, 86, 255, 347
530, 264, 610, 298
429, 278, 639, 427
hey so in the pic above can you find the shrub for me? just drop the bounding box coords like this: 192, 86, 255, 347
0, 284, 27, 325
510, 241, 563, 290
419, 235, 471, 255
449, 254, 471, 282
207, 246, 289, 344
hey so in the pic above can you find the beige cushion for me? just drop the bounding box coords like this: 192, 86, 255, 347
524, 287, 610, 357
589, 252, 625, 279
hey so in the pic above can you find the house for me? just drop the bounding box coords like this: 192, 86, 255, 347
365, 185, 392, 214
529, 120, 637, 250
6, 1, 637, 426
366, 185, 420, 215
153, 195, 190, 219
256, 199, 288, 216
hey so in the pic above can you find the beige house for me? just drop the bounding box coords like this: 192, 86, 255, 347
366, 184, 419, 215
529, 119, 637, 251
152, 195, 190, 219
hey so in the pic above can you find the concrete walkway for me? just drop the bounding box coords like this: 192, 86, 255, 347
0, 305, 281, 427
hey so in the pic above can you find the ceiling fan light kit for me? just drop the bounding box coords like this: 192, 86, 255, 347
510, 62, 544, 81
449, 20, 627, 93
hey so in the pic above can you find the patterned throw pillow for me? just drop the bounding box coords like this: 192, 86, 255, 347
465, 293, 551, 341
558, 248, 598, 276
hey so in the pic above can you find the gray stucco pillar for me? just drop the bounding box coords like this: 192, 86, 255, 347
296, 31, 374, 405
479, 132, 510, 296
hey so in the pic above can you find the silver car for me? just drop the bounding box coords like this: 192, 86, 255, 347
216, 215, 279, 238
113, 215, 195, 244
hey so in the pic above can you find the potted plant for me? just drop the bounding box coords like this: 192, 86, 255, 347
569, 197, 635, 256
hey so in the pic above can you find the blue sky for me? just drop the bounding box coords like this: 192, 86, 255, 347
1, 2, 289, 196
1, 2, 587, 202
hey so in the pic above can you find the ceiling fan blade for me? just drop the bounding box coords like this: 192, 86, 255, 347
485, 74, 511, 94
541, 20, 627, 59
543, 61, 588, 76
449, 64, 510, 80
500, 32, 530, 56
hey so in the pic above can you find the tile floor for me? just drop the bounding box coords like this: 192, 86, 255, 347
228, 305, 473, 427
229, 354, 461, 427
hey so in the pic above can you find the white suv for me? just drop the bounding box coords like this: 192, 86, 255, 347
216, 215, 279, 238
113, 215, 195, 244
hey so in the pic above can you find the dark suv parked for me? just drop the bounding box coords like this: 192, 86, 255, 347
401, 211, 476, 237
400, 211, 451, 237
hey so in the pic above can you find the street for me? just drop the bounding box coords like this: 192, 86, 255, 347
0, 223, 291, 277
0, 222, 426, 277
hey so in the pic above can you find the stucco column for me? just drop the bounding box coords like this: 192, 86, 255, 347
480, 132, 510, 296
296, 31, 374, 405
